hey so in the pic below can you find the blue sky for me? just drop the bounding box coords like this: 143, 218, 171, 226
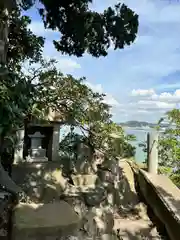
25, 0, 180, 123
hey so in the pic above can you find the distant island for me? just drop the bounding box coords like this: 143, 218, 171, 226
119, 121, 169, 128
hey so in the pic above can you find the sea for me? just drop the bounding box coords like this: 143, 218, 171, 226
125, 127, 149, 163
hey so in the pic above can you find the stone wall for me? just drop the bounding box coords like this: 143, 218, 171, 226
138, 169, 180, 240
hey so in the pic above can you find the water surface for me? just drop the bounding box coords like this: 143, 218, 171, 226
125, 128, 149, 163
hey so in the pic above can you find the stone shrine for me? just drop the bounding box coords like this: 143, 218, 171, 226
14, 109, 61, 163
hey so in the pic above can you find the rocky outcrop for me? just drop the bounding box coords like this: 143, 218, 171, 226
11, 160, 162, 239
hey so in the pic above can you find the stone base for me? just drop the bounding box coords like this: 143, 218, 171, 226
12, 201, 80, 240
26, 157, 48, 162
71, 174, 98, 186
30, 148, 46, 158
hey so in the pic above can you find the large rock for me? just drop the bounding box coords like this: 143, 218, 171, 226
12, 163, 68, 203
12, 201, 80, 240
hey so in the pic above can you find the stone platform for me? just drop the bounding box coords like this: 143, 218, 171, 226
12, 201, 80, 240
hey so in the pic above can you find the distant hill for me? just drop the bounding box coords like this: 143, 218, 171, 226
119, 121, 169, 128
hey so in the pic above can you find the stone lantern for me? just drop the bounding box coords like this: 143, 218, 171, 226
28, 131, 47, 161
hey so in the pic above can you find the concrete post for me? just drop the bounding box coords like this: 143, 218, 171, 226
147, 131, 159, 174
52, 124, 60, 161
14, 128, 25, 164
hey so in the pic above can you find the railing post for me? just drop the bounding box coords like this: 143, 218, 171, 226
147, 131, 158, 174
14, 128, 25, 163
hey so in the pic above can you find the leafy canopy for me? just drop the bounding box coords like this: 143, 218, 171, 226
0, 3, 137, 160
158, 109, 180, 169
0, 1, 137, 194
0, 9, 44, 138
18, 0, 138, 57
7, 9, 44, 70
158, 109, 180, 187
24, 59, 135, 159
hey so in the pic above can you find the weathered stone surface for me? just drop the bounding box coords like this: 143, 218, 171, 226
12, 163, 68, 203
83, 186, 107, 206
83, 211, 99, 238
115, 161, 139, 209
138, 169, 180, 240
94, 211, 114, 234
71, 174, 97, 186
12, 201, 80, 240
114, 218, 161, 239
71, 145, 104, 174
101, 234, 118, 240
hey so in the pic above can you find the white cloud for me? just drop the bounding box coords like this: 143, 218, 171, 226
53, 57, 81, 72
136, 100, 176, 110
131, 88, 155, 97
104, 95, 120, 106
23, 56, 80, 76
152, 90, 180, 102
132, 86, 180, 103
122, 87, 179, 122
86, 82, 103, 93
42, 41, 81, 73
132, 88, 180, 103
85, 82, 120, 107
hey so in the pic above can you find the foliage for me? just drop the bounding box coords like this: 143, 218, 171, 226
158, 109, 180, 187
0, 3, 137, 164
59, 131, 85, 159
0, 8, 44, 156
83, 122, 135, 159
158, 109, 180, 169
0, 1, 138, 140
138, 141, 147, 164
26, 59, 135, 160
17, 0, 138, 57
0, 1, 137, 193
23, 59, 135, 160
7, 9, 44, 71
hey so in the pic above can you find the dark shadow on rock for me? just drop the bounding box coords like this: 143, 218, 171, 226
117, 226, 165, 240
11, 161, 67, 203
